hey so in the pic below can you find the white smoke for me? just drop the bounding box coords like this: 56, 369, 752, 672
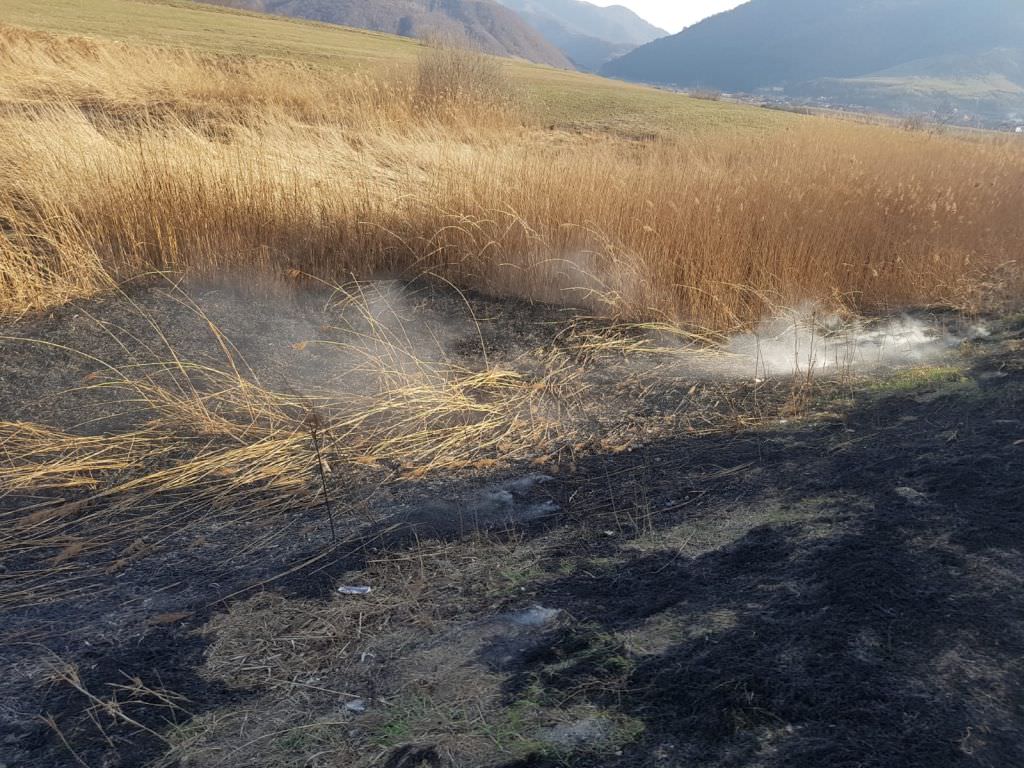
720, 305, 982, 379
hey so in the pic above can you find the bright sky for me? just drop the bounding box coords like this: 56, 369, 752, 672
590, 1, 747, 34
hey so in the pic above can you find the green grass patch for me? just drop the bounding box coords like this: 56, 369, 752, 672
3, 0, 416, 67
3, 0, 796, 136
866, 365, 968, 394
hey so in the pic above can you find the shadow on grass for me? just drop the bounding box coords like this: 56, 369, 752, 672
499, 330, 1024, 767
7, 319, 1023, 768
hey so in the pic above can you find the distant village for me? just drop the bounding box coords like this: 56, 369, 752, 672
748, 91, 1024, 133
671, 86, 1024, 134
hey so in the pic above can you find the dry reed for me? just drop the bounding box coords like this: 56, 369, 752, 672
1, 24, 1021, 329
0, 283, 577, 605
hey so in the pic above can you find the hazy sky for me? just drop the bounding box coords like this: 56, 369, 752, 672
590, 1, 746, 34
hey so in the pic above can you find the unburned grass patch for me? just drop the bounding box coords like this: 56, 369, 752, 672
864, 364, 969, 394
164, 534, 565, 767
1, 25, 1021, 328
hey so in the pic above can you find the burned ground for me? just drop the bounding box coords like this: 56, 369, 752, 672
500, 320, 1024, 768
1, 290, 1021, 768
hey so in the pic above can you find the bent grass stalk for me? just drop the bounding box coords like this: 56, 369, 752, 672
0, 288, 576, 607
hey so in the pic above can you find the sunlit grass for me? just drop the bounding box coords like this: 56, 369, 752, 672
0, 0, 791, 136
3, 26, 1021, 329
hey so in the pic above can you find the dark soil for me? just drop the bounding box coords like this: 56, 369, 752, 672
498, 317, 1024, 768
2, 286, 1021, 768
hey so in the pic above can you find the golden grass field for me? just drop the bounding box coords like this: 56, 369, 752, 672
0, 0, 1020, 578
2, 17, 1022, 329
0, 1, 1021, 498
0, 7, 1020, 599
0, 0, 786, 136
1, 8, 1021, 543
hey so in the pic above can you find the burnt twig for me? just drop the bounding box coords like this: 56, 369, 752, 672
305, 409, 337, 544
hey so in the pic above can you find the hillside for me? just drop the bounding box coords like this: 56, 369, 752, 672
499, 0, 664, 46
497, 7, 631, 72
794, 48, 1024, 121
2, 0, 792, 138
526, 22, 633, 72
604, 0, 1024, 118
497, 0, 665, 72
199, 0, 572, 67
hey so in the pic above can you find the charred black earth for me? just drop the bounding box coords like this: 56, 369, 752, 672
1, 290, 1022, 768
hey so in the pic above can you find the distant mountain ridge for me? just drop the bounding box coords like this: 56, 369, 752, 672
496, 0, 666, 71
603, 0, 1024, 119
198, 0, 572, 68
497, 0, 664, 47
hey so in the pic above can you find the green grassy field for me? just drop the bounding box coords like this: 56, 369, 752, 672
1, 0, 795, 135
3, 0, 414, 66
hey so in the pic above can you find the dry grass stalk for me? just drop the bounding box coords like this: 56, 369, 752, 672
1, 24, 1020, 328
0, 287, 579, 606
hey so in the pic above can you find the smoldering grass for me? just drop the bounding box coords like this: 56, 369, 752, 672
0, 21, 1020, 615
0, 285, 584, 606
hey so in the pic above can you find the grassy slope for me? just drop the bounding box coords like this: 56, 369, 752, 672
2, 11, 1021, 327
829, 74, 1024, 105
832, 47, 1024, 103
1, 0, 792, 135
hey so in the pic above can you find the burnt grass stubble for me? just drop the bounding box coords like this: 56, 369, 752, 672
1, 301, 1023, 768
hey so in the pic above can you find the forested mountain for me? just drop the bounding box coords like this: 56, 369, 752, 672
603, 0, 1024, 118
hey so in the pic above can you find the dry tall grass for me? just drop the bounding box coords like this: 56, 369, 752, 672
0, 281, 580, 606
2, 25, 1022, 328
